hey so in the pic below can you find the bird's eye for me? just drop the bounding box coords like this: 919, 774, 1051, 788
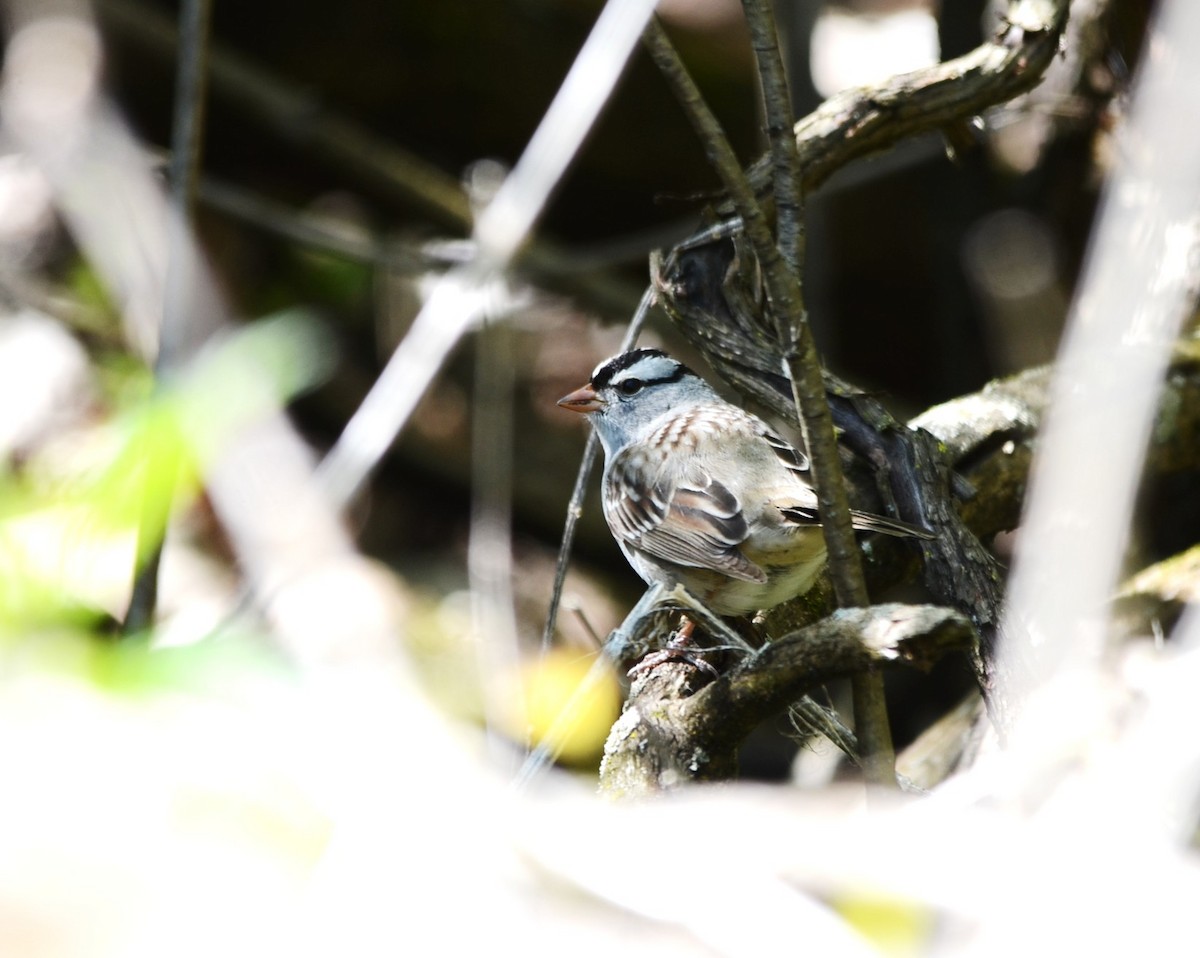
618, 378, 644, 396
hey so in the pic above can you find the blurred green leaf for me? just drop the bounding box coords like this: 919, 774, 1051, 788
0, 310, 335, 649
64, 259, 119, 320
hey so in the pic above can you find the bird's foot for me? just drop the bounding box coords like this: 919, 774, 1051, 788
627, 617, 720, 680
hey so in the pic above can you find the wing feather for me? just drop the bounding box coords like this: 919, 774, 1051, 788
759, 425, 810, 478
754, 425, 933, 540
605, 448, 767, 583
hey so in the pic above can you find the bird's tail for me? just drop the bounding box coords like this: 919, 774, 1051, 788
782, 505, 935, 540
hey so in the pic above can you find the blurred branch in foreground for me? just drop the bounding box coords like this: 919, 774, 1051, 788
94, 0, 647, 319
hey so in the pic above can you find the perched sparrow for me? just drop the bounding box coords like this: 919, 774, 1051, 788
558, 348, 932, 617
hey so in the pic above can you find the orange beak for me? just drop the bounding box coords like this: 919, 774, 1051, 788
557, 383, 603, 413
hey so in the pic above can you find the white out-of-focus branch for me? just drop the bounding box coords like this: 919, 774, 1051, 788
0, 2, 386, 662
2, 2, 165, 359
998, 0, 1200, 790
314, 0, 660, 509
472, 0, 660, 265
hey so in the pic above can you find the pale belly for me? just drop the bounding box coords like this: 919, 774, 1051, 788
621, 542, 828, 616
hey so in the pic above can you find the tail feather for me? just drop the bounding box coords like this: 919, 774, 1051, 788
781, 505, 935, 540
849, 509, 936, 540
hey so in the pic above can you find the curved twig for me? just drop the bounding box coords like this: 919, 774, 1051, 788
744, 0, 1072, 202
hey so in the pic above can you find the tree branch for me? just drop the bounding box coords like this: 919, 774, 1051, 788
743, 0, 1072, 202
742, 0, 804, 272
599, 604, 974, 796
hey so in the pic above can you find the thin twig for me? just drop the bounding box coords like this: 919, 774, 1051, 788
198, 175, 397, 267
163, 0, 211, 327
541, 283, 656, 653
123, 0, 212, 636
643, 17, 895, 784
198, 173, 695, 279
542, 432, 601, 656
741, 0, 804, 272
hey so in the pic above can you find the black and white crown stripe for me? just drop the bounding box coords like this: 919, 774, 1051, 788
590, 348, 693, 392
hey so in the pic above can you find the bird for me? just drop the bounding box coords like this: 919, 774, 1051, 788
557, 348, 933, 618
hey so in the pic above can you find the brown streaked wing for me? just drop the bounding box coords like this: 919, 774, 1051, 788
605, 449, 767, 583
